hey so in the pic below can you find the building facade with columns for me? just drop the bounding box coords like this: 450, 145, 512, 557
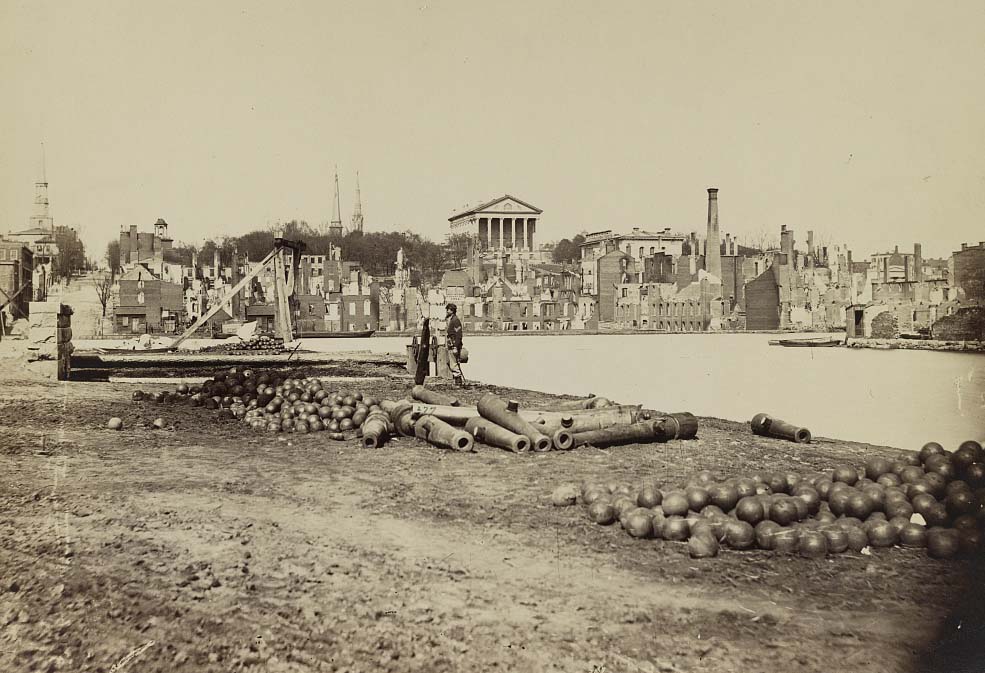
448, 195, 541, 257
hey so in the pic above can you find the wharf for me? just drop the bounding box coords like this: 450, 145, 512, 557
71, 349, 406, 371
845, 338, 985, 353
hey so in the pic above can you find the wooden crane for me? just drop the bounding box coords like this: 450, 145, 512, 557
169, 237, 306, 350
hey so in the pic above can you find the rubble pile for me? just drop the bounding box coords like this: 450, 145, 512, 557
560, 440, 984, 560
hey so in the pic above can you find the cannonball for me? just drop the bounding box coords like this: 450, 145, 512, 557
798, 530, 828, 558
919, 442, 946, 464
588, 501, 617, 525
636, 485, 663, 508
550, 484, 579, 507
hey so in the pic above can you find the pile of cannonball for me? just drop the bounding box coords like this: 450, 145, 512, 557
560, 440, 984, 560
129, 367, 384, 439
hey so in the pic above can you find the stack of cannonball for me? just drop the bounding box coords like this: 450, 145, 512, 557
129, 368, 383, 440
199, 335, 285, 354
567, 440, 984, 560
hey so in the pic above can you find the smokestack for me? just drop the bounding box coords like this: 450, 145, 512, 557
807, 231, 815, 269
705, 188, 721, 279
913, 243, 922, 282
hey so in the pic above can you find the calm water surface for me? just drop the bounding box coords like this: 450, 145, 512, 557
304, 333, 984, 451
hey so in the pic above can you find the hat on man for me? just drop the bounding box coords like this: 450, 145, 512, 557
445, 303, 457, 313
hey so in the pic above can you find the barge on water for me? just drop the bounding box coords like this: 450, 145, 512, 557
768, 337, 844, 348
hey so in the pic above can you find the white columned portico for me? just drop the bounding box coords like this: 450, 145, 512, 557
447, 195, 542, 256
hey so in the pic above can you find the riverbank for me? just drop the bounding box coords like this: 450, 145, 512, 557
0, 355, 980, 673
846, 337, 985, 353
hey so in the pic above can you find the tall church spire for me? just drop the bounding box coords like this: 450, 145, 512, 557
350, 171, 364, 234
30, 142, 53, 235
329, 167, 344, 237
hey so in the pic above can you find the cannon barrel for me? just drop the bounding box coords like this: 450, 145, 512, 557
750, 413, 811, 443
477, 394, 552, 452
543, 396, 614, 411
528, 405, 642, 433
361, 410, 393, 449
571, 414, 697, 448
572, 421, 666, 448
408, 402, 478, 426
413, 415, 475, 452
551, 428, 574, 450
381, 399, 417, 436
464, 417, 530, 453
661, 412, 699, 440
411, 385, 462, 407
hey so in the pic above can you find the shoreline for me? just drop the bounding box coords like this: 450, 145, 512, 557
846, 337, 985, 353
71, 328, 846, 341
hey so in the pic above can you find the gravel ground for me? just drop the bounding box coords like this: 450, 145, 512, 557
0, 356, 981, 673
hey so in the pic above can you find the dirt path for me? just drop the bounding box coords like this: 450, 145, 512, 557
0, 366, 978, 673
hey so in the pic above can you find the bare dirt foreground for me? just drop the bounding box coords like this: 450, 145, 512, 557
0, 358, 982, 673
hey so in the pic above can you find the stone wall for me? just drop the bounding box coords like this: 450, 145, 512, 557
27, 301, 73, 380
931, 307, 985, 341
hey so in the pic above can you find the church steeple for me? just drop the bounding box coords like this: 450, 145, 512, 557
30, 142, 53, 234
329, 167, 343, 237
350, 171, 364, 234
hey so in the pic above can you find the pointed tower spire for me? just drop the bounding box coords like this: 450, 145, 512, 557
350, 171, 364, 234
329, 167, 343, 237
31, 142, 53, 235
332, 169, 342, 225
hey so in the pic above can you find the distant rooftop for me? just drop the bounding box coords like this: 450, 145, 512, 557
580, 227, 686, 245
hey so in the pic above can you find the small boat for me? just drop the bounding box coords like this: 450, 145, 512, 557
88, 346, 177, 354
296, 329, 376, 339
769, 337, 844, 348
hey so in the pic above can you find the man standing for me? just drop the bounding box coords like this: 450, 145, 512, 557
445, 302, 465, 386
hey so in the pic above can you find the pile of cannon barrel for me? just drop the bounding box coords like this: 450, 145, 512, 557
366, 386, 699, 452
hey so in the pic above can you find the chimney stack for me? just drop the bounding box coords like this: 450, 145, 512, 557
705, 188, 721, 279
913, 243, 923, 282
807, 230, 815, 269
780, 226, 794, 268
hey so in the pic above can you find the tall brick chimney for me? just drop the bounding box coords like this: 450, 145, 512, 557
705, 188, 721, 279
913, 243, 923, 282
780, 225, 794, 268
807, 230, 815, 270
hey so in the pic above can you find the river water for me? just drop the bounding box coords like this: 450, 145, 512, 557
301, 333, 984, 452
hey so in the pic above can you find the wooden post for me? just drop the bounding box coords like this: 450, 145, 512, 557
273, 249, 294, 343
435, 345, 452, 379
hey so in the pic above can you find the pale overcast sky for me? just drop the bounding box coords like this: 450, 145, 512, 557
1, 0, 983, 260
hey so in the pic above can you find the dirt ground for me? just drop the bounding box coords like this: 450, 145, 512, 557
0, 355, 982, 673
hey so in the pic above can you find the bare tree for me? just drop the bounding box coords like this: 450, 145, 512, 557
94, 272, 114, 318
742, 226, 778, 253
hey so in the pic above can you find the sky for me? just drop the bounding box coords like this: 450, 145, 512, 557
1, 0, 983, 261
